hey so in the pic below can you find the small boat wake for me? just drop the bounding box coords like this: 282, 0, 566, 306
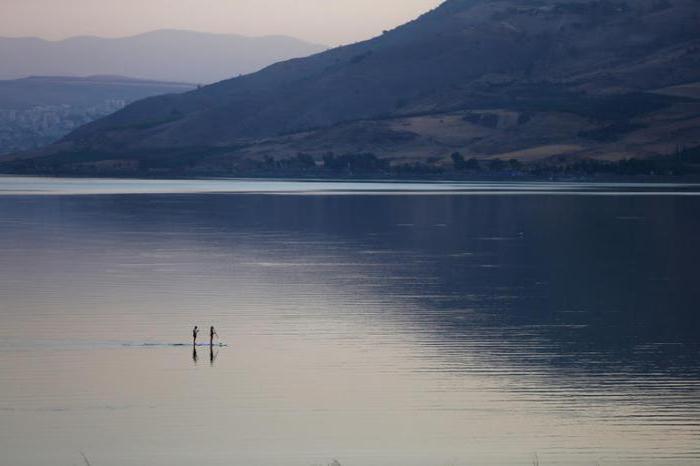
123, 342, 229, 348
0, 340, 229, 351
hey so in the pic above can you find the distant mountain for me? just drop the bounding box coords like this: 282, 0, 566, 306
3, 0, 700, 176
0, 76, 194, 154
0, 30, 327, 84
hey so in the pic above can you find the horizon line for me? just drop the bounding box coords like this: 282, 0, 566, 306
0, 29, 330, 47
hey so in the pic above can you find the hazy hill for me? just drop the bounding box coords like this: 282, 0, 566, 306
4, 0, 700, 176
0, 76, 194, 154
0, 30, 327, 84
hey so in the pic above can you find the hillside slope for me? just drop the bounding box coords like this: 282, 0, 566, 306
4, 0, 700, 175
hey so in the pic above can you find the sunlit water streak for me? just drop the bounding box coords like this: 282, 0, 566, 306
1, 175, 700, 196
0, 177, 699, 465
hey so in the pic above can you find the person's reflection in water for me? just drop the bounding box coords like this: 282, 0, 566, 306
192, 345, 198, 365
209, 345, 218, 366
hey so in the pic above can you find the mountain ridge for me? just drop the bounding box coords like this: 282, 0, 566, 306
0, 30, 327, 83
4, 29, 318, 43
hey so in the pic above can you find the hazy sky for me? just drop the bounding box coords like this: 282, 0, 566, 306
0, 0, 444, 46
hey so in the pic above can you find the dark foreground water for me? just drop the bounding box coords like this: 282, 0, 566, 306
0, 177, 699, 466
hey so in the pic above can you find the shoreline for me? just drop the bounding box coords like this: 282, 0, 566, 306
2, 171, 700, 185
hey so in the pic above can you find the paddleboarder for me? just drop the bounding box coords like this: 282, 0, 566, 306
210, 326, 218, 346
193, 326, 199, 345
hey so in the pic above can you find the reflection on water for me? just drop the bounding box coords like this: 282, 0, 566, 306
191, 345, 218, 366
0, 178, 699, 465
210, 345, 218, 366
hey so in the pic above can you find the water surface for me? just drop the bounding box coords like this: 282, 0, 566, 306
0, 177, 699, 465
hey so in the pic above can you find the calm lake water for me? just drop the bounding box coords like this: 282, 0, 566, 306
0, 177, 699, 466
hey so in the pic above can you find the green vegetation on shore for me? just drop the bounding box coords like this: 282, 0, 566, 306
2, 146, 699, 180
